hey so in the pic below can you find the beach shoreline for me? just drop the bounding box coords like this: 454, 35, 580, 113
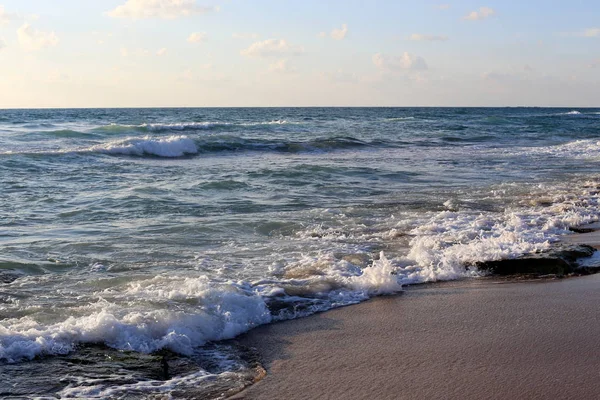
231, 272, 600, 400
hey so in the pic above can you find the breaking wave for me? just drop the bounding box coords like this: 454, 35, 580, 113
0, 255, 401, 363
90, 135, 198, 157
0, 135, 378, 158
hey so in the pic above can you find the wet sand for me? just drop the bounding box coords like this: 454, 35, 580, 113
232, 275, 600, 400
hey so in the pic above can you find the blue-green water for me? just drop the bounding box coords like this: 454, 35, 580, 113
2, 107, 600, 396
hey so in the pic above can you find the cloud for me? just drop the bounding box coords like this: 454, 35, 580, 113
0, 5, 17, 25
319, 24, 349, 40
0, 37, 5, 50
331, 24, 348, 40
17, 23, 59, 51
187, 32, 207, 43
268, 59, 296, 73
588, 59, 600, 68
156, 47, 167, 56
463, 7, 495, 21
232, 32, 259, 40
241, 39, 304, 57
373, 52, 428, 71
435, 4, 451, 10
107, 0, 217, 20
560, 28, 600, 38
409, 33, 448, 41
582, 28, 600, 37
575, 28, 600, 37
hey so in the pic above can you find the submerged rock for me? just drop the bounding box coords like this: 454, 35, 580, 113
0, 270, 22, 284
474, 244, 596, 276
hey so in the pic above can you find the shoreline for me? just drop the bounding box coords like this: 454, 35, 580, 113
232, 274, 600, 399
230, 228, 600, 399
3, 227, 600, 398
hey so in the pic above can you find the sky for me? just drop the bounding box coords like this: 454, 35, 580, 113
0, 0, 599, 108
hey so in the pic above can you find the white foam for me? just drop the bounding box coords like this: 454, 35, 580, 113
117, 120, 290, 131
563, 110, 581, 115
0, 278, 271, 362
346, 252, 402, 294
510, 139, 600, 160
143, 122, 223, 131
91, 135, 198, 157
290, 181, 600, 287
57, 370, 215, 399
385, 117, 415, 121
3, 179, 599, 365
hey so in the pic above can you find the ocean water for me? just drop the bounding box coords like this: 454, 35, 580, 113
2, 107, 600, 397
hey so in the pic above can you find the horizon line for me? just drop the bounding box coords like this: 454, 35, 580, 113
1, 105, 598, 110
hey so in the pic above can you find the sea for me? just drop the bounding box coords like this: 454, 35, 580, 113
1, 107, 600, 398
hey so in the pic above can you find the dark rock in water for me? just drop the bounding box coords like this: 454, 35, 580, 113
568, 226, 596, 234
474, 244, 596, 276
0, 270, 23, 284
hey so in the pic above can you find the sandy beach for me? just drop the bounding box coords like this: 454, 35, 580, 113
233, 274, 600, 399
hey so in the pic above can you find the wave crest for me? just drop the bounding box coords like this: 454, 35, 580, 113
91, 135, 198, 157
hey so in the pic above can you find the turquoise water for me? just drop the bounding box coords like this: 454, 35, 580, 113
2, 107, 600, 396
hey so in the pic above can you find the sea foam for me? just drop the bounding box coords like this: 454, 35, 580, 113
91, 135, 198, 157
0, 278, 271, 362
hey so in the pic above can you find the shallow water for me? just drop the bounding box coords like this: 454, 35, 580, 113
2, 107, 600, 397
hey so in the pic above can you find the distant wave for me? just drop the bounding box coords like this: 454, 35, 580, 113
91, 120, 293, 134
384, 117, 415, 122
0, 135, 380, 159
91, 135, 198, 157
45, 129, 99, 138
498, 138, 600, 160
562, 111, 581, 115
196, 135, 372, 154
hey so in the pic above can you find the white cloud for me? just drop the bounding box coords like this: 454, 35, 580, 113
587, 59, 600, 68
580, 28, 600, 37
318, 31, 327, 38
435, 4, 451, 10
156, 47, 167, 56
17, 23, 59, 51
120, 47, 129, 57
0, 37, 5, 50
108, 0, 217, 20
373, 52, 428, 71
331, 24, 348, 40
560, 28, 600, 38
232, 32, 259, 40
0, 5, 17, 25
409, 33, 448, 41
268, 59, 296, 73
241, 39, 304, 57
187, 32, 207, 43
463, 7, 495, 21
